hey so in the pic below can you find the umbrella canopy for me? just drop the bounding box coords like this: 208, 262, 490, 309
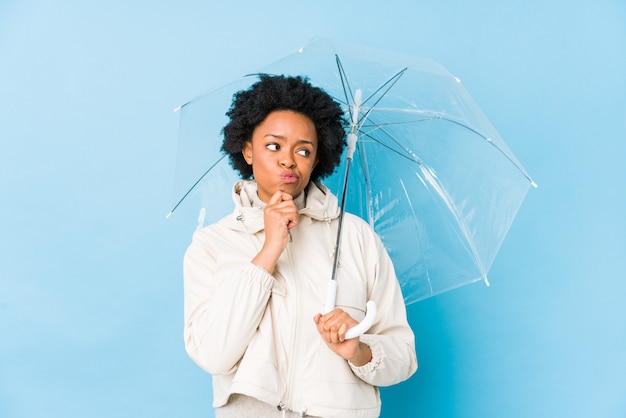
169, 37, 536, 305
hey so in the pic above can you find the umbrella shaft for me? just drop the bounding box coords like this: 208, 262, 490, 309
331, 156, 353, 282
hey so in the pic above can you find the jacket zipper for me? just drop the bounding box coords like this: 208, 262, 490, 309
285, 236, 303, 413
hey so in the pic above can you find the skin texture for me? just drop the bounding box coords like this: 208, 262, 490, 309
244, 110, 372, 366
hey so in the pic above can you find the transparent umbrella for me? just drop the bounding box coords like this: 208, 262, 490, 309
168, 37, 536, 307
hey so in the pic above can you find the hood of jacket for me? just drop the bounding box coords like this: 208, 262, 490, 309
220, 180, 341, 234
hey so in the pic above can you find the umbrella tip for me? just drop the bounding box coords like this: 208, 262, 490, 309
166, 211, 173, 219
530, 180, 539, 188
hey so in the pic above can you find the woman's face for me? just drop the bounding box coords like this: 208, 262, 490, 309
243, 110, 319, 203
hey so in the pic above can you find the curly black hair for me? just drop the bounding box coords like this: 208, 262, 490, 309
221, 74, 348, 181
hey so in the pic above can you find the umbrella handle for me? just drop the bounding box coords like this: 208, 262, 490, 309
345, 301, 376, 340
324, 281, 377, 340
324, 280, 338, 314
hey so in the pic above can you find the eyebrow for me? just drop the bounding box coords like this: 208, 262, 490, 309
263, 134, 316, 146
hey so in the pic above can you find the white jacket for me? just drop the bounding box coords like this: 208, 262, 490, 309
184, 180, 417, 417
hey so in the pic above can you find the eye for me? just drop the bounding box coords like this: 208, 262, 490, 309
297, 148, 311, 157
266, 143, 279, 151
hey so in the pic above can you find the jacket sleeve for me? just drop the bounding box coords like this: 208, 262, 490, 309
183, 227, 274, 375
348, 227, 418, 387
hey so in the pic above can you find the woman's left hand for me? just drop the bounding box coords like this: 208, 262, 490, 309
313, 309, 372, 366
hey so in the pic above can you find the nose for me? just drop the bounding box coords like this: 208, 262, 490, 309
279, 150, 296, 168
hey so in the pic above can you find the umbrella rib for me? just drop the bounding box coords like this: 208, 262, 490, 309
442, 118, 537, 187
334, 55, 355, 122
333, 53, 409, 131
167, 154, 228, 218
359, 68, 407, 117
362, 115, 536, 187
417, 163, 489, 282
359, 115, 529, 286
369, 127, 490, 282
355, 139, 375, 228
397, 178, 434, 296
361, 131, 418, 162
358, 68, 408, 131
361, 116, 437, 126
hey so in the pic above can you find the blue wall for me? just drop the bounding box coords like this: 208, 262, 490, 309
1, 1, 624, 417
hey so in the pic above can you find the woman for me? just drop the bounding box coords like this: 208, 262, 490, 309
183, 75, 417, 417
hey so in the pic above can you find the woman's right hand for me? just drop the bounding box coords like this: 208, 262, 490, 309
251, 191, 298, 274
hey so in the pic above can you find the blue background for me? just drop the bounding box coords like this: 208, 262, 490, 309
1, 1, 625, 417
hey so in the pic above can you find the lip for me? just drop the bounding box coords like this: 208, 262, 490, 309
280, 172, 299, 184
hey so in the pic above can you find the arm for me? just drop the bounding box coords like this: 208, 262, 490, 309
348, 233, 418, 387
183, 191, 298, 375
314, 221, 417, 387
183, 228, 274, 375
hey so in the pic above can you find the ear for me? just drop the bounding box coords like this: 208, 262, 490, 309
242, 141, 253, 165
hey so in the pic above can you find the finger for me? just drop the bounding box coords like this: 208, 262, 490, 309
330, 324, 344, 344
320, 309, 344, 325
268, 190, 285, 206
314, 315, 331, 340
282, 203, 299, 229
318, 311, 336, 331
272, 197, 297, 212
326, 321, 343, 342
323, 311, 356, 334
278, 191, 293, 201
338, 323, 347, 343
269, 191, 294, 206
267, 195, 297, 218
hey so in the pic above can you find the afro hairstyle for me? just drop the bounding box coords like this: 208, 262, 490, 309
221, 74, 348, 181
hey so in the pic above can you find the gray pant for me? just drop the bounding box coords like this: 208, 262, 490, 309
215, 394, 321, 418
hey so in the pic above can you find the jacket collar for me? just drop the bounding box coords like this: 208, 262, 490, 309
221, 180, 340, 233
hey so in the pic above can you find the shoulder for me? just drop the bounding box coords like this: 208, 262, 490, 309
341, 213, 384, 248
342, 212, 374, 234
188, 213, 239, 247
